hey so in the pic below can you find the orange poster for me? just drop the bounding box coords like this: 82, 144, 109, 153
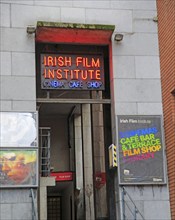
0, 150, 37, 187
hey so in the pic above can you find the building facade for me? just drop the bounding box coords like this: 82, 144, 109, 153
157, 0, 175, 219
0, 0, 172, 220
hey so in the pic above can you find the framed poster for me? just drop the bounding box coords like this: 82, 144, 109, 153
0, 112, 37, 147
0, 149, 38, 187
117, 115, 166, 185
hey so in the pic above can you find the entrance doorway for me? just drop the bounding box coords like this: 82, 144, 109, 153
38, 102, 113, 220
47, 181, 74, 220
39, 103, 77, 220
36, 40, 116, 219
47, 196, 61, 220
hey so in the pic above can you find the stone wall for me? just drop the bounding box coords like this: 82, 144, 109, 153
0, 0, 171, 219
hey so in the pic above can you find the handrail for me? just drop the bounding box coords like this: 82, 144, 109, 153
30, 189, 38, 220
122, 187, 145, 220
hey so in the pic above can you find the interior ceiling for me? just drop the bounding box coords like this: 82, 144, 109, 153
38, 103, 81, 117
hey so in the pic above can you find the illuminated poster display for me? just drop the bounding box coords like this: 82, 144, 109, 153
0, 150, 38, 187
117, 115, 166, 184
0, 112, 37, 147
41, 53, 104, 90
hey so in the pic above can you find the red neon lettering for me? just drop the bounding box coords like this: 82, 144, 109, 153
53, 57, 57, 66
57, 56, 64, 67
85, 58, 91, 67
70, 70, 74, 79
48, 69, 54, 78
81, 70, 88, 80
92, 58, 100, 67
65, 57, 72, 66
76, 57, 83, 67
64, 69, 69, 79
48, 56, 54, 66
56, 69, 62, 79
88, 70, 94, 79
96, 70, 101, 79
43, 69, 47, 78
74, 69, 79, 79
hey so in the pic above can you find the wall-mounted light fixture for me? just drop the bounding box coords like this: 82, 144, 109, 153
27, 25, 36, 34
114, 33, 124, 42
153, 16, 158, 22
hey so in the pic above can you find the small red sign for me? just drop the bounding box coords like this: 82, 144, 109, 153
50, 172, 73, 182
40, 53, 104, 90
95, 172, 106, 189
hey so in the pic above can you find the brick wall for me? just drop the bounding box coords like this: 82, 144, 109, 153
157, 0, 175, 218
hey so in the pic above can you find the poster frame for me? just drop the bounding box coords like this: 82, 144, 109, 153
0, 148, 38, 188
0, 111, 38, 148
117, 115, 167, 185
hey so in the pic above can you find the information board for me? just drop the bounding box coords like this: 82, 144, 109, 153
117, 115, 166, 185
40, 53, 104, 90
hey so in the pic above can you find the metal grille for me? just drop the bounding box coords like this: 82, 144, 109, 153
47, 197, 61, 220
39, 127, 51, 177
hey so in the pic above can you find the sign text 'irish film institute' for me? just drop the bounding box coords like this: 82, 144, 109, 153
41, 54, 105, 90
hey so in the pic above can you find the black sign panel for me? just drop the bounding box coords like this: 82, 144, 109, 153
117, 115, 166, 184
40, 53, 104, 90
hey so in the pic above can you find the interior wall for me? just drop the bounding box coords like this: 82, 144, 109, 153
62, 182, 74, 220
39, 116, 69, 172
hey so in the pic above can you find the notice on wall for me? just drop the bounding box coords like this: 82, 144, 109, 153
0, 150, 38, 187
50, 172, 73, 182
40, 53, 104, 90
117, 115, 166, 184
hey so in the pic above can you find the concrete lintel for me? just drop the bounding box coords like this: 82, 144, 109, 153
37, 98, 111, 104
37, 21, 115, 31
40, 177, 56, 187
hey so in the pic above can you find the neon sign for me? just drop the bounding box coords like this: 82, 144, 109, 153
40, 54, 105, 90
